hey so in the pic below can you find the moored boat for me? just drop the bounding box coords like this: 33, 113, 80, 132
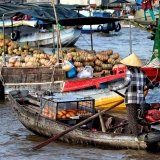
17, 27, 82, 48
1, 7, 160, 111
1, 64, 126, 109
8, 90, 160, 150
80, 10, 121, 33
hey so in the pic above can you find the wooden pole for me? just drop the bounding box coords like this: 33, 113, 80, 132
51, 0, 63, 62
98, 110, 106, 132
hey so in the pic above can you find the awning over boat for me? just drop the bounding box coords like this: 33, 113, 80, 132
58, 17, 124, 26
0, 2, 86, 23
0, 2, 124, 26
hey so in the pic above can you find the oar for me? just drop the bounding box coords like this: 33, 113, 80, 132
114, 90, 125, 98
113, 89, 149, 98
31, 99, 124, 151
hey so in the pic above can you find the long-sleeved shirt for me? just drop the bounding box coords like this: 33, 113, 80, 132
110, 67, 153, 104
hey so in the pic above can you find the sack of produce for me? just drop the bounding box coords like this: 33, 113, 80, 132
77, 66, 93, 78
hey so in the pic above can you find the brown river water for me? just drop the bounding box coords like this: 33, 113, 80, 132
1, 28, 160, 159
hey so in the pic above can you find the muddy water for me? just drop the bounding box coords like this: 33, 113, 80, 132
1, 28, 160, 159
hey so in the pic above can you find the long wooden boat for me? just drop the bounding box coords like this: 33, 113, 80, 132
1, 65, 160, 110
8, 90, 160, 150
1, 65, 126, 110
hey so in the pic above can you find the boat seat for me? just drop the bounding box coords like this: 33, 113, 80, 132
151, 124, 160, 131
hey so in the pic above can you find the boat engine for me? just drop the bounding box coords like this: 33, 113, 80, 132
139, 103, 160, 123
145, 109, 160, 122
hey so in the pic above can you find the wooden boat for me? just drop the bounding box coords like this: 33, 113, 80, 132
1, 13, 160, 111
8, 90, 160, 150
1, 65, 126, 109
1, 59, 160, 110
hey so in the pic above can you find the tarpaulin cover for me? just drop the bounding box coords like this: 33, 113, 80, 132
58, 17, 124, 26
0, 2, 124, 25
0, 2, 85, 23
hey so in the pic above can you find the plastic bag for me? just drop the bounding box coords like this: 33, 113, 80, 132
66, 61, 76, 78
77, 66, 93, 78
62, 60, 74, 72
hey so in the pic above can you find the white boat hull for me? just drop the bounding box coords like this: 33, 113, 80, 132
17, 28, 81, 47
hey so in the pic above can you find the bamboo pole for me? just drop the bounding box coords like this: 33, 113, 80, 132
98, 110, 106, 132
51, 0, 63, 62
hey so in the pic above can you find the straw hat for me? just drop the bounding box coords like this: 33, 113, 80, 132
120, 53, 144, 67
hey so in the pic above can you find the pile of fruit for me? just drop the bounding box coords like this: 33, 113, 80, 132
0, 32, 124, 75
41, 106, 92, 120
0, 32, 58, 67
63, 48, 122, 75
7, 45, 58, 67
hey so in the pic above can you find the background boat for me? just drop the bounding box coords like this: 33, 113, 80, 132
18, 27, 82, 47
79, 10, 121, 33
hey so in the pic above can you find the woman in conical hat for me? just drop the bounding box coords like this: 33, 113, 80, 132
120, 53, 144, 67
109, 53, 154, 141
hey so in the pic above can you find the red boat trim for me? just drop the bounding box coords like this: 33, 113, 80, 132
62, 73, 125, 92
141, 67, 160, 83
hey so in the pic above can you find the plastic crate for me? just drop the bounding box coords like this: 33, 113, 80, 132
40, 94, 95, 121
92, 12, 111, 18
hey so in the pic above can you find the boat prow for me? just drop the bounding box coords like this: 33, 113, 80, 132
8, 90, 160, 151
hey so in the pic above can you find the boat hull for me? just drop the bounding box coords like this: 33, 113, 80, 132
2, 66, 126, 109
8, 92, 148, 150
2, 67, 159, 110
17, 28, 81, 47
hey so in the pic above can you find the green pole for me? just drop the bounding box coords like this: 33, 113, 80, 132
151, 3, 160, 60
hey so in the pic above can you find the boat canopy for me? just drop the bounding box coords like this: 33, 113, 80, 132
58, 17, 124, 26
0, 2, 85, 23
0, 2, 124, 25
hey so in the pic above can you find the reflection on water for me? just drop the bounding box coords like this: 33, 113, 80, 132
0, 28, 160, 159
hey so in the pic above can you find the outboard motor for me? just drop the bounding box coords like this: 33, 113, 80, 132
138, 103, 151, 118
146, 109, 160, 122
138, 103, 160, 123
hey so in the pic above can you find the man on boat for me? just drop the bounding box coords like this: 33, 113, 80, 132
108, 53, 154, 141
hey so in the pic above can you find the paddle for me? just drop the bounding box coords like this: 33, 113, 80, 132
31, 99, 124, 151
113, 89, 149, 98
114, 90, 125, 98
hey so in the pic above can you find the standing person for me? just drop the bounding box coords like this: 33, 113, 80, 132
142, 0, 156, 21
108, 53, 154, 141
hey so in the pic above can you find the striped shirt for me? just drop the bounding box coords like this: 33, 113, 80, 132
110, 67, 153, 104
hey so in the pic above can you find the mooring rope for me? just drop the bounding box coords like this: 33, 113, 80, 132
144, 57, 160, 84
145, 57, 160, 68
0, 66, 4, 85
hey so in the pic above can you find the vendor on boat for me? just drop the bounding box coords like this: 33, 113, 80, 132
108, 53, 154, 140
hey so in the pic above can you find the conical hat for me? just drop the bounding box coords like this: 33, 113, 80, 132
120, 53, 144, 67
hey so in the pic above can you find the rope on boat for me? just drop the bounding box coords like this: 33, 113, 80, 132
145, 57, 160, 68
144, 57, 160, 83
123, 19, 153, 33
0, 66, 4, 85
48, 65, 56, 91
48, 63, 64, 92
